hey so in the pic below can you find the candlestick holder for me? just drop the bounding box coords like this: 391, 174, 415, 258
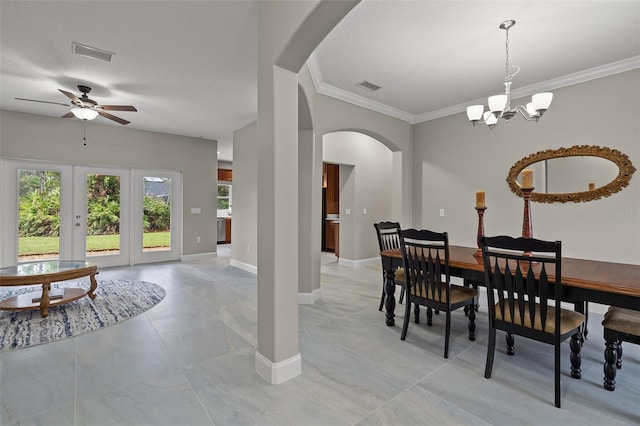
473, 206, 487, 257
521, 186, 534, 256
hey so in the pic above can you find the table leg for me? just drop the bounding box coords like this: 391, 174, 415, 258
570, 332, 582, 379
384, 268, 396, 326
88, 272, 99, 299
40, 281, 51, 318
603, 339, 618, 390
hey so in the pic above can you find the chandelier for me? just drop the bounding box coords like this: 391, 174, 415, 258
467, 20, 553, 129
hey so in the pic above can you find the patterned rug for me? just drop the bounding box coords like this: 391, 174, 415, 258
0, 279, 165, 351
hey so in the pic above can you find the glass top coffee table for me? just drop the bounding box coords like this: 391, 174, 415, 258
0, 260, 99, 318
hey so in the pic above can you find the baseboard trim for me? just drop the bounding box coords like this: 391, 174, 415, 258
338, 257, 379, 268
230, 258, 258, 275
255, 351, 301, 384
298, 288, 322, 304
180, 252, 216, 262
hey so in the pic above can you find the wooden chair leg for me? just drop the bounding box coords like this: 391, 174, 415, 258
413, 303, 420, 324
616, 340, 623, 369
555, 338, 561, 408
485, 328, 496, 378
398, 285, 405, 305
400, 298, 411, 340
378, 287, 385, 311
444, 311, 451, 359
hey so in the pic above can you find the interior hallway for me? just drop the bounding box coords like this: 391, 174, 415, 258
0, 249, 638, 425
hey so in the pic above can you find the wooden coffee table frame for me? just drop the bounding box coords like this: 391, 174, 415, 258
0, 261, 98, 318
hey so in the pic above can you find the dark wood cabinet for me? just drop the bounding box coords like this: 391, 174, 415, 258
325, 221, 339, 257
224, 217, 232, 244
218, 168, 233, 182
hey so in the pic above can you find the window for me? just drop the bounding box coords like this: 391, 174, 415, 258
217, 183, 232, 216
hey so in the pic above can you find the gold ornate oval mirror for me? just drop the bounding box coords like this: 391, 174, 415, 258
507, 145, 636, 203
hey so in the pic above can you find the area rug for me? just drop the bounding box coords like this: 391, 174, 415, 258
0, 279, 165, 352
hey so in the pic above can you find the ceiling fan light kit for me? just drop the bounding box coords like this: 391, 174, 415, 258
467, 20, 553, 129
71, 107, 98, 120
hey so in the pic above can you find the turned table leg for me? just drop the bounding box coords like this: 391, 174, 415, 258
39, 281, 51, 318
384, 268, 396, 326
603, 339, 618, 391
570, 332, 582, 379
88, 272, 99, 299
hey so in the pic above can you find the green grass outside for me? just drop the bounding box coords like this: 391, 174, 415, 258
18, 232, 171, 255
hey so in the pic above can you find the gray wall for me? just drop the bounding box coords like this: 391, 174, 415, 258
0, 109, 218, 256
413, 69, 640, 264
231, 121, 258, 269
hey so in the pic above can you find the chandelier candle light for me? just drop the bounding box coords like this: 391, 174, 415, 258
474, 191, 487, 258
467, 20, 553, 129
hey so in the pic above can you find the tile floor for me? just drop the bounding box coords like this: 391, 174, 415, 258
1, 248, 638, 425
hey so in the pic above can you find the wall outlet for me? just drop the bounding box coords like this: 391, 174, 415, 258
346, 208, 351, 215
363, 208, 367, 215
196, 236, 201, 243
439, 209, 445, 217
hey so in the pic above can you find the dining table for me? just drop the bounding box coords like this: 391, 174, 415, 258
380, 245, 640, 327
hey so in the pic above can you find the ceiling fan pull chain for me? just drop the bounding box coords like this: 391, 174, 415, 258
83, 120, 87, 146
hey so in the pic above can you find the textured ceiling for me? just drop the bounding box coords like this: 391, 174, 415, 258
1, 1, 639, 162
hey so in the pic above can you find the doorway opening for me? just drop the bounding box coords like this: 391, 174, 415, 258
321, 162, 339, 258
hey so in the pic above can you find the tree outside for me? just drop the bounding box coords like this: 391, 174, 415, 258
18, 172, 172, 259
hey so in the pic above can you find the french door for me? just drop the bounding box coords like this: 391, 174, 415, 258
1, 160, 181, 267
72, 166, 130, 267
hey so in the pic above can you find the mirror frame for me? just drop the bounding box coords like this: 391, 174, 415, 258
507, 145, 636, 203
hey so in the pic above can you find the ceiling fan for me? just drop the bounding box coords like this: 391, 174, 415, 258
15, 85, 137, 125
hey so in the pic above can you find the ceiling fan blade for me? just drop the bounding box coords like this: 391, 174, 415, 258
97, 109, 130, 125
97, 105, 138, 112
15, 97, 70, 107
61, 112, 75, 118
58, 89, 83, 106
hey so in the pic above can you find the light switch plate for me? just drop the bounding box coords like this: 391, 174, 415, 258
191, 207, 201, 214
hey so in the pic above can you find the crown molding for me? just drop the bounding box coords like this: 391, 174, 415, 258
307, 54, 640, 125
307, 53, 415, 123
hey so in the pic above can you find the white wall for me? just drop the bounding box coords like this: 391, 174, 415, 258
0, 109, 218, 256
413, 69, 640, 264
323, 131, 393, 261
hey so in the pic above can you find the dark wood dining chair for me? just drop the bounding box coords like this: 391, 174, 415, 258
399, 229, 477, 358
602, 306, 640, 391
480, 235, 585, 408
374, 222, 405, 311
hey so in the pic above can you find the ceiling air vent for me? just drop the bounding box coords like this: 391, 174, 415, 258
356, 80, 382, 92
72, 42, 114, 62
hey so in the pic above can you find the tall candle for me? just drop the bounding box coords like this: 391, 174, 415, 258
588, 182, 596, 191
522, 169, 533, 188
476, 191, 486, 208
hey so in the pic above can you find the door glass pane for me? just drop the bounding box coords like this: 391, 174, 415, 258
86, 174, 121, 257
143, 177, 171, 252
18, 169, 61, 261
